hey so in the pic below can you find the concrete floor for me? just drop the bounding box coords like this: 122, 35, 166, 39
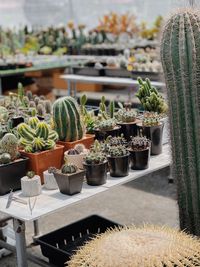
0, 166, 179, 267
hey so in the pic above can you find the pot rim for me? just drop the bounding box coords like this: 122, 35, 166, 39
19, 144, 64, 155
83, 160, 108, 166
136, 122, 164, 128
107, 153, 130, 159
54, 169, 85, 177
0, 157, 29, 168
94, 125, 121, 132
128, 147, 150, 152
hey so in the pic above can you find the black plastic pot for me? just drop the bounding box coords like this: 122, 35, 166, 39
54, 170, 85, 195
118, 120, 140, 141
108, 154, 129, 177
137, 123, 164, 155
11, 116, 24, 128
129, 149, 150, 170
0, 157, 28, 195
83, 161, 107, 186
94, 126, 121, 141
37, 116, 45, 121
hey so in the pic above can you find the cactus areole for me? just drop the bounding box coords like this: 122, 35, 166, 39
53, 96, 84, 142
160, 10, 200, 235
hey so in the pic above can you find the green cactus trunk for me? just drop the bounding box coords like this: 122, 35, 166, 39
53, 96, 84, 142
160, 10, 200, 235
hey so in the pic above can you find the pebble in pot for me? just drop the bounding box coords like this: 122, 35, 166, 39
43, 167, 58, 190
21, 171, 41, 197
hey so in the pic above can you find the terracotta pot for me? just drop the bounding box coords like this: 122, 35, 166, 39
19, 145, 64, 183
54, 170, 85, 195
117, 119, 141, 141
57, 134, 95, 153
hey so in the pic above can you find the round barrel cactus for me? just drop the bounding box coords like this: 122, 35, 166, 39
53, 96, 84, 142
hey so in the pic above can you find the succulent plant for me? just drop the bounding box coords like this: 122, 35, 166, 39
61, 163, 78, 174
48, 166, 57, 174
106, 134, 127, 147
136, 77, 168, 114
84, 152, 107, 165
117, 108, 137, 123
29, 101, 36, 108
98, 118, 117, 131
0, 153, 12, 165
108, 145, 128, 157
44, 100, 52, 114
0, 106, 9, 122
68, 225, 200, 267
37, 103, 45, 117
74, 144, 86, 154
142, 112, 161, 127
129, 136, 150, 151
67, 148, 80, 155
0, 133, 18, 160
26, 90, 33, 101
26, 171, 35, 179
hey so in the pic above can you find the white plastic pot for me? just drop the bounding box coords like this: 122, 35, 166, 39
64, 151, 88, 169
21, 175, 41, 197
43, 170, 58, 190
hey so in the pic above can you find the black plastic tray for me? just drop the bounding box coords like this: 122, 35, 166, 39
36, 215, 120, 266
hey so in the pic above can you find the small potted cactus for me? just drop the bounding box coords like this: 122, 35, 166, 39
64, 144, 88, 169
137, 112, 164, 155
43, 167, 58, 190
83, 141, 108, 186
128, 136, 151, 170
94, 118, 121, 141
21, 171, 42, 197
17, 118, 64, 182
53, 163, 85, 195
117, 103, 140, 141
0, 133, 28, 195
107, 145, 130, 177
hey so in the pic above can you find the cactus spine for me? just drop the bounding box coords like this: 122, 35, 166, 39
0, 133, 18, 160
53, 96, 84, 142
160, 10, 200, 235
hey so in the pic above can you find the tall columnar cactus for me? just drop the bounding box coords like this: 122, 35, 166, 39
53, 96, 84, 142
160, 10, 200, 235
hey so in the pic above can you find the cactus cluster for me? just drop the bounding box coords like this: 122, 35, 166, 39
53, 96, 84, 142
68, 225, 200, 267
142, 112, 161, 127
136, 77, 168, 114
129, 136, 150, 151
61, 163, 78, 174
84, 152, 107, 165
108, 145, 128, 157
117, 108, 137, 123
160, 9, 200, 235
66, 148, 80, 155
98, 118, 117, 131
106, 134, 127, 147
17, 117, 58, 153
48, 166, 57, 174
0, 133, 19, 161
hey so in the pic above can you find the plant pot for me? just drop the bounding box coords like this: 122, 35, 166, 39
137, 123, 164, 155
117, 119, 141, 141
83, 161, 108, 186
57, 134, 95, 153
64, 151, 88, 169
53, 170, 85, 195
19, 145, 64, 183
94, 126, 121, 141
21, 175, 41, 197
108, 154, 129, 177
11, 116, 24, 128
129, 149, 150, 170
0, 158, 28, 196
43, 170, 58, 190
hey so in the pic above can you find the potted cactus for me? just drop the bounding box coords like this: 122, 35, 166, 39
128, 135, 151, 170
117, 103, 139, 141
43, 167, 58, 190
83, 140, 107, 186
94, 118, 121, 141
64, 144, 88, 169
53, 96, 94, 151
137, 112, 164, 155
107, 145, 129, 177
0, 133, 28, 195
17, 117, 64, 182
21, 171, 41, 197
53, 163, 85, 195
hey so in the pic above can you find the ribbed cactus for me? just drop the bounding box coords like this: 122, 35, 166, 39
0, 133, 18, 160
61, 163, 78, 174
160, 10, 200, 235
53, 96, 84, 142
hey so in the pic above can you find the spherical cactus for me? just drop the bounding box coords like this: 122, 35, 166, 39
28, 117, 40, 129
34, 97, 40, 106
68, 225, 200, 267
29, 101, 36, 108
37, 104, 45, 117
53, 96, 84, 142
17, 123, 35, 141
74, 144, 86, 154
61, 163, 78, 174
24, 145, 33, 153
0, 153, 12, 164
32, 137, 45, 151
26, 90, 33, 101
67, 149, 80, 155
0, 133, 18, 160
48, 130, 59, 142
44, 140, 55, 150
44, 100, 52, 114
35, 121, 49, 140
160, 9, 200, 235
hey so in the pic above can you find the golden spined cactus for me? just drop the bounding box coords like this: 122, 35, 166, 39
67, 225, 200, 267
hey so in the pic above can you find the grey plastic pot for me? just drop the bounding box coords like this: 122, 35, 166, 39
54, 170, 85, 195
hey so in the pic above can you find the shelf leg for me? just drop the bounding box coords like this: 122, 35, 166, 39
13, 218, 28, 267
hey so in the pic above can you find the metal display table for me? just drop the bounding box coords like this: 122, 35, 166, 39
0, 144, 170, 267
61, 74, 165, 96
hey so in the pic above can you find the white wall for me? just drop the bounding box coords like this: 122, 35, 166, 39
0, 0, 194, 29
